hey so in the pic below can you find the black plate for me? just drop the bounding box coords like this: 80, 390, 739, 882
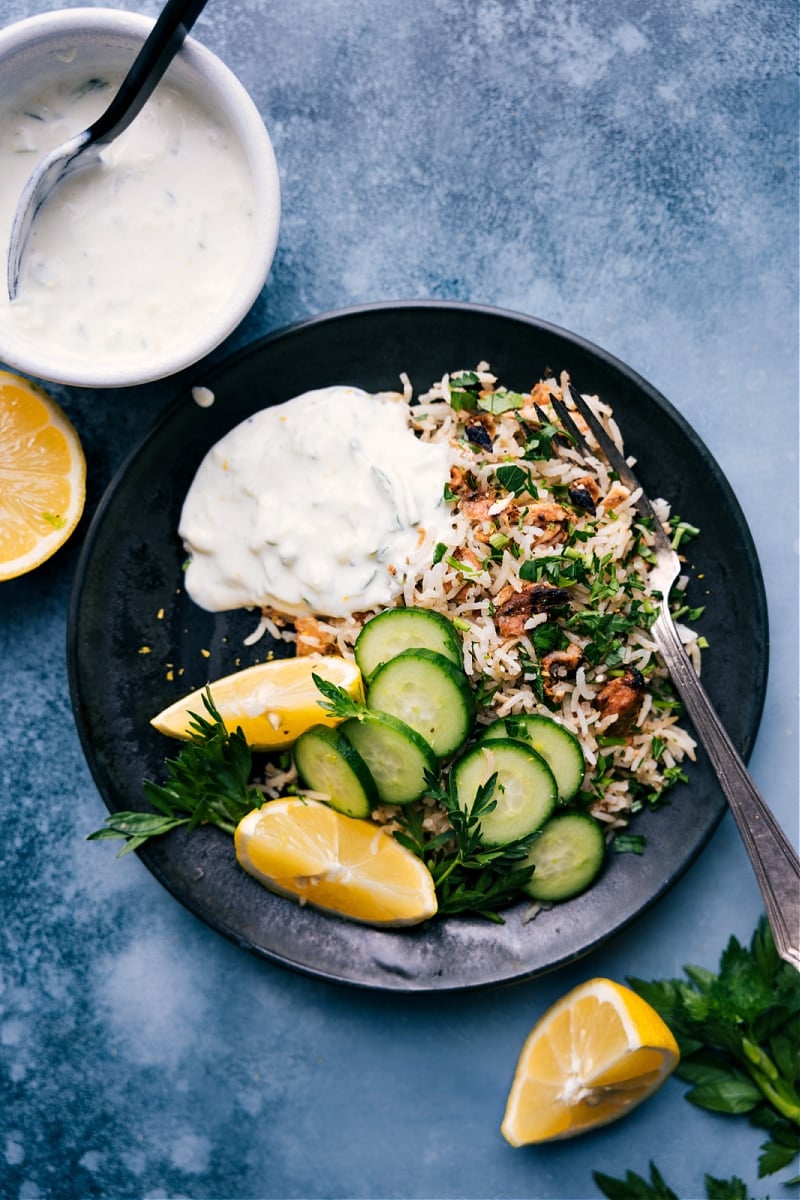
67, 301, 768, 991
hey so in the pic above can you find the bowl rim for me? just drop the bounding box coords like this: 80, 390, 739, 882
0, 6, 281, 388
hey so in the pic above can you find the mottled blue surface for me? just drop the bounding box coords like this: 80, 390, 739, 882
1, 2, 798, 1198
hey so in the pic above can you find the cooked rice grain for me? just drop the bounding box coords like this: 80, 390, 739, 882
260, 366, 700, 837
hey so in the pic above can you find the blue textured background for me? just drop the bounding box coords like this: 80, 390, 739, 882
1, 2, 797, 1198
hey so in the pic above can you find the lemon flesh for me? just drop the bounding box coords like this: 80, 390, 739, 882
0, 371, 86, 581
235, 798, 438, 927
151, 654, 364, 749
501, 977, 679, 1145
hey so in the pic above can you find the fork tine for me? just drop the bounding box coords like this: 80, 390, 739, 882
544, 393, 591, 456
563, 383, 641, 496
562, 382, 675, 545
530, 400, 573, 452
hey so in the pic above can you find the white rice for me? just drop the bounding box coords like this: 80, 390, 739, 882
261, 365, 701, 838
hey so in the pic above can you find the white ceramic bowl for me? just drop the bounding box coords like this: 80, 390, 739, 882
0, 7, 281, 388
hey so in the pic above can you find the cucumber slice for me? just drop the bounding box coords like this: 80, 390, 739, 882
480, 714, 585, 803
521, 810, 606, 902
354, 607, 463, 679
342, 711, 437, 806
293, 725, 377, 818
453, 738, 557, 846
366, 648, 476, 758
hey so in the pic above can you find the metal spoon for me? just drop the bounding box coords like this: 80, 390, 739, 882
6, 0, 210, 301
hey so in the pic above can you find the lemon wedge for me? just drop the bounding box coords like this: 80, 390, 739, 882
151, 654, 364, 749
501, 977, 680, 1145
0, 371, 86, 581
235, 797, 438, 926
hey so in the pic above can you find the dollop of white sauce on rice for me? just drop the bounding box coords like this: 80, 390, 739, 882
179, 386, 452, 617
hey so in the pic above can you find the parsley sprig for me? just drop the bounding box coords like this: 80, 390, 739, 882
314, 674, 536, 921
628, 917, 800, 1180
593, 1161, 749, 1200
392, 771, 536, 922
87, 691, 263, 855
312, 673, 366, 720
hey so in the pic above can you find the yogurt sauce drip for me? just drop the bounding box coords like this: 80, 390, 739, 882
0, 73, 256, 370
179, 386, 453, 618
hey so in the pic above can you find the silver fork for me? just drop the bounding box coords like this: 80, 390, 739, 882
548, 382, 799, 970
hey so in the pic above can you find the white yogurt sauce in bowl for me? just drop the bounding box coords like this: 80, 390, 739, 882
179, 386, 453, 618
0, 9, 281, 387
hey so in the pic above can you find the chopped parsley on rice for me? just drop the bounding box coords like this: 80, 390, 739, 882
261, 365, 700, 848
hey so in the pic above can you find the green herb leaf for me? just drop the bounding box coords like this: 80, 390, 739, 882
613, 833, 646, 854
392, 770, 535, 922
449, 370, 481, 388
87, 811, 189, 855
592, 1162, 679, 1200
87, 690, 263, 852
449, 388, 478, 412
478, 388, 526, 415
628, 917, 800, 1179
519, 554, 588, 588
593, 1163, 750, 1200
520, 415, 563, 461
496, 463, 538, 498
685, 1075, 763, 1115
703, 1177, 749, 1200
758, 1139, 799, 1177
311, 673, 365, 720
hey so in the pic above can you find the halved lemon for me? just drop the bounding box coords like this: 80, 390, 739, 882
0, 371, 86, 581
151, 654, 364, 749
235, 797, 438, 926
501, 977, 680, 1145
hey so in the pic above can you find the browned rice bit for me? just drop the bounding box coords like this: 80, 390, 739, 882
594, 667, 646, 734
295, 615, 337, 656
516, 499, 571, 545
541, 642, 583, 697
494, 581, 571, 637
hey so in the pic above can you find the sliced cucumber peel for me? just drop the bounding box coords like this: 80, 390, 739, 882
453, 738, 557, 847
479, 713, 585, 803
366, 648, 476, 758
342, 710, 437, 806
354, 606, 463, 680
293, 724, 377, 819
521, 810, 606, 901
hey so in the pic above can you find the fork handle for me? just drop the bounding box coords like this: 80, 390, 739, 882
655, 609, 800, 970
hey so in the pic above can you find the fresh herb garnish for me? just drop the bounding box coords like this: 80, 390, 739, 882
495, 462, 539, 498
449, 370, 481, 389
565, 608, 640, 667
529, 622, 569, 655
628, 917, 800, 1180
519, 553, 589, 588
669, 515, 701, 549
613, 833, 646, 855
520, 415, 563, 460
87, 691, 263, 854
449, 389, 478, 412
316, 677, 536, 921
472, 673, 501, 708
312, 673, 365, 720
448, 371, 481, 412
393, 771, 536, 922
593, 1161, 750, 1200
478, 388, 526, 415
